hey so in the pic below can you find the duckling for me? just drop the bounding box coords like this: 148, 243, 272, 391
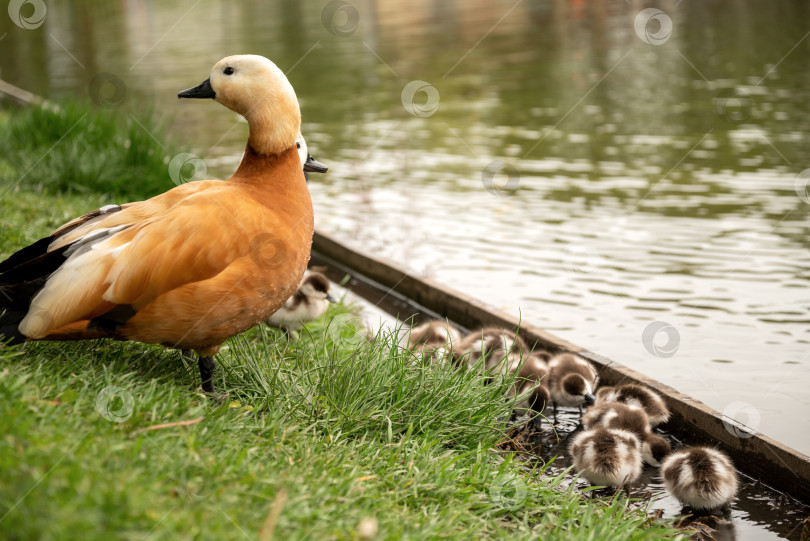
660, 446, 739, 512
403, 319, 461, 349
546, 353, 598, 417
582, 402, 671, 466
453, 327, 527, 375
569, 428, 643, 492
510, 352, 551, 420
595, 384, 670, 427
266, 272, 335, 334
0, 55, 318, 394
401, 319, 461, 366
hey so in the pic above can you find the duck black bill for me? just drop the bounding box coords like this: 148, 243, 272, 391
583, 393, 596, 406
178, 78, 215, 99
326, 294, 337, 303
303, 154, 328, 174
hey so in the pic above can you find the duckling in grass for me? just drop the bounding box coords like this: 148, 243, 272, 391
547, 353, 598, 419
510, 352, 551, 422
595, 383, 670, 427
402, 319, 461, 365
660, 446, 739, 513
569, 427, 643, 493
265, 272, 335, 336
453, 327, 527, 376
582, 402, 671, 466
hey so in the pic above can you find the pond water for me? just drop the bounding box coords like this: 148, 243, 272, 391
1, 0, 809, 458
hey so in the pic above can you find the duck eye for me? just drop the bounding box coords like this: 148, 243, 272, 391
296, 142, 301, 149
224, 67, 234, 75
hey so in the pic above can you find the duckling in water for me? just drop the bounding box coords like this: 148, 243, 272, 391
569, 427, 643, 493
547, 353, 598, 418
595, 383, 670, 427
510, 352, 551, 422
582, 402, 671, 466
402, 319, 461, 365
660, 446, 739, 512
265, 272, 335, 335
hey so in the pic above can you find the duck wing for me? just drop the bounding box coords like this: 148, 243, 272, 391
2, 182, 273, 342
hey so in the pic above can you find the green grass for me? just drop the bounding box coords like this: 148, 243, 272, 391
0, 101, 685, 540
0, 101, 174, 199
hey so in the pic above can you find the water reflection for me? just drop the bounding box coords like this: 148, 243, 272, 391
0, 0, 809, 456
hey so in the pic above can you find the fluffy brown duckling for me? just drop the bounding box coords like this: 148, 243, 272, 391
594, 383, 670, 427
569, 428, 643, 492
402, 319, 461, 365
509, 352, 551, 420
660, 446, 739, 512
547, 353, 599, 417
265, 272, 335, 334
453, 327, 527, 376
582, 402, 671, 466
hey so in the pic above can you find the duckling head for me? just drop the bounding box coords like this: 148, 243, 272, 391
179, 55, 300, 156
562, 374, 596, 406
641, 433, 671, 467
300, 273, 336, 303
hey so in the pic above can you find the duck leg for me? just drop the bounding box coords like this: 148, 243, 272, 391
198, 355, 216, 394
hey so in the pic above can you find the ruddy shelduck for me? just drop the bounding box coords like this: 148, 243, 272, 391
0, 55, 325, 393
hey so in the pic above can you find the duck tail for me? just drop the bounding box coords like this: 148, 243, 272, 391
0, 235, 69, 345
